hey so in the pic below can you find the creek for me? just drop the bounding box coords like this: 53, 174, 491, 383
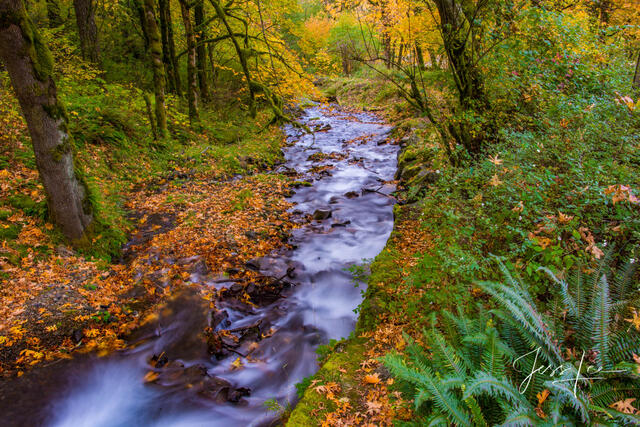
2, 105, 398, 427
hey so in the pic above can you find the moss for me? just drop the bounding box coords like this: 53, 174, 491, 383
50, 136, 73, 161
287, 338, 368, 426
8, 194, 47, 218
0, 223, 22, 240
42, 100, 69, 122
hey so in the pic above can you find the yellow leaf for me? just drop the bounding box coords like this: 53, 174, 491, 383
231, 357, 244, 371
624, 308, 640, 332
143, 371, 159, 383
364, 373, 381, 384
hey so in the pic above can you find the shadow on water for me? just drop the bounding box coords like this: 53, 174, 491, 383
0, 105, 398, 426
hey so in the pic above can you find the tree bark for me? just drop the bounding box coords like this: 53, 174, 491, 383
0, 0, 93, 243
73, 0, 100, 63
415, 42, 425, 70
178, 0, 199, 123
194, 1, 209, 103
633, 51, 640, 95
142, 0, 168, 137
158, 0, 181, 95
209, 0, 256, 117
45, 0, 64, 28
433, 0, 495, 156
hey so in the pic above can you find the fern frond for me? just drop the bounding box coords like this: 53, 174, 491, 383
496, 409, 539, 427
419, 365, 472, 426
464, 395, 489, 427
589, 274, 612, 369
429, 327, 469, 377
612, 260, 637, 302
545, 375, 591, 424
608, 330, 640, 362
539, 266, 578, 319
424, 413, 449, 427
479, 281, 563, 365
590, 382, 640, 407
464, 372, 529, 409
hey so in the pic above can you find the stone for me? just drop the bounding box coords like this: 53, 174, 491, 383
312, 209, 332, 220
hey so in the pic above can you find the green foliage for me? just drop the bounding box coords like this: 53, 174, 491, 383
385, 257, 640, 426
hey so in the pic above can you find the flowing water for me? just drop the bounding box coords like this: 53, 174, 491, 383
1, 105, 398, 426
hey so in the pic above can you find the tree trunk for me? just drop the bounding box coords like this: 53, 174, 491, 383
194, 2, 209, 103
179, 0, 199, 123
0, 0, 93, 243
434, 0, 488, 110
434, 0, 494, 156
209, 0, 256, 117
142, 0, 168, 137
73, 0, 100, 63
633, 51, 640, 95
45, 0, 64, 28
415, 42, 425, 70
208, 42, 216, 88
158, 0, 181, 95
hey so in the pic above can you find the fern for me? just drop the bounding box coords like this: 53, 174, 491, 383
384, 255, 640, 426
589, 274, 612, 369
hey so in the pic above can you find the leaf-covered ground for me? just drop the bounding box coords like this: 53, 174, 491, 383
0, 78, 298, 376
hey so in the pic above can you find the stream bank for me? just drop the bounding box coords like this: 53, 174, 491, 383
0, 103, 399, 426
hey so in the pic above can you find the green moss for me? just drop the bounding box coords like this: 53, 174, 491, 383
8, 194, 47, 218
287, 338, 368, 426
50, 136, 72, 161
0, 223, 22, 240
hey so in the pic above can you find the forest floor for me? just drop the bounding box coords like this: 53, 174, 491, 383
0, 74, 301, 376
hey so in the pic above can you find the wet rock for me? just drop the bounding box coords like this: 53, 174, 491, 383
245, 258, 262, 271
206, 331, 224, 356
230, 283, 244, 293
211, 309, 229, 329
313, 209, 332, 220
344, 191, 359, 199
246, 283, 256, 295
226, 267, 240, 275
314, 123, 332, 132
72, 329, 83, 343
228, 387, 251, 403
199, 376, 235, 402
329, 196, 340, 204
331, 220, 351, 228
191, 259, 209, 276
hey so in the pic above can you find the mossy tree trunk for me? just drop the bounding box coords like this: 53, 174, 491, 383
158, 0, 181, 95
45, 0, 64, 28
178, 0, 199, 123
194, 1, 209, 103
634, 51, 640, 95
73, 0, 100, 63
433, 0, 494, 157
142, 0, 168, 138
0, 0, 93, 243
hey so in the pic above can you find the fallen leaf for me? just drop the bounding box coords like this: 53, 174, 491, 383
610, 398, 638, 415
364, 373, 381, 384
